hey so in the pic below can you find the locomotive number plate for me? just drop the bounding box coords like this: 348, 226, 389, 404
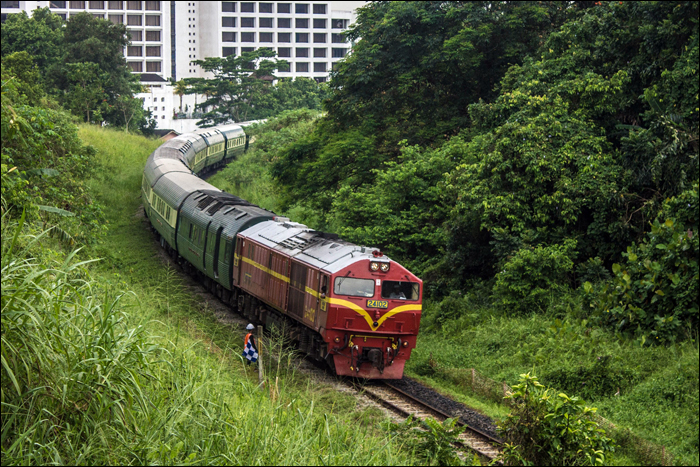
367, 300, 388, 309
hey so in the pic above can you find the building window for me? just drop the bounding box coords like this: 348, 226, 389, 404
296, 62, 308, 72
314, 62, 326, 72
222, 16, 235, 28
295, 33, 308, 43
313, 3, 326, 14
126, 1, 141, 10
92, 13, 104, 19
222, 47, 236, 57
146, 61, 161, 72
109, 14, 123, 24
332, 47, 346, 58
57, 13, 67, 19
313, 18, 326, 29
145, 0, 159, 10
49, 1, 66, 7
313, 48, 326, 58
295, 18, 308, 28
240, 2, 254, 13
332, 18, 348, 29
278, 33, 291, 43
145, 14, 159, 26
277, 47, 291, 58
89, 1, 104, 8
241, 47, 255, 52
107, 1, 122, 9
127, 14, 141, 25
277, 62, 290, 72
314, 76, 326, 83
295, 3, 308, 14
259, 32, 273, 42
127, 61, 142, 72
278, 18, 290, 28
277, 3, 290, 13
295, 47, 308, 58
241, 32, 255, 42
127, 45, 142, 56
259, 17, 272, 28
331, 33, 345, 43
129, 29, 142, 41
221, 1, 235, 12
146, 30, 160, 41
313, 33, 326, 43
259, 2, 273, 13
222, 31, 236, 42
241, 17, 255, 27
70, 1, 85, 8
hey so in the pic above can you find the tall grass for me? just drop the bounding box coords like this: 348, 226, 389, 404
1, 212, 155, 464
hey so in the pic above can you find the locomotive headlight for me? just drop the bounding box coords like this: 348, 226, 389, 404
370, 262, 380, 271
402, 341, 409, 347
380, 262, 390, 272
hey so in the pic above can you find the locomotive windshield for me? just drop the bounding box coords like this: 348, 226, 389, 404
381, 281, 420, 300
334, 277, 375, 298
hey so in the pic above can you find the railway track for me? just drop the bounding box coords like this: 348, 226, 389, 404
351, 380, 503, 461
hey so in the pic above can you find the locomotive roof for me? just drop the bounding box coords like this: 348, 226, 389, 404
239, 220, 389, 274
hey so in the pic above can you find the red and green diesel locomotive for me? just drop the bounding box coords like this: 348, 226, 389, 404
142, 123, 422, 378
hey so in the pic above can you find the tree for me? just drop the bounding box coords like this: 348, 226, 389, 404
271, 77, 327, 113
63, 62, 105, 123
173, 79, 188, 113
57, 12, 142, 128
114, 94, 145, 132
1, 8, 64, 81
185, 48, 286, 126
327, 1, 572, 147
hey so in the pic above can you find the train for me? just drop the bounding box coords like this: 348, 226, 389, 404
141, 123, 423, 379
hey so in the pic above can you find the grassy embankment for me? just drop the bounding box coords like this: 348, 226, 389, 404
2, 124, 418, 465
207, 115, 699, 466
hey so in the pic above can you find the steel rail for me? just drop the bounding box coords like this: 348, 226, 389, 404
350, 380, 503, 461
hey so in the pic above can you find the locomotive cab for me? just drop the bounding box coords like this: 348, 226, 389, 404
326, 253, 422, 379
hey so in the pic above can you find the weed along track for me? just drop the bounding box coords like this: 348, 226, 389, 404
351, 378, 503, 461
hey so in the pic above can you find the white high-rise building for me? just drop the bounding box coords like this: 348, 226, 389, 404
1, 1, 365, 130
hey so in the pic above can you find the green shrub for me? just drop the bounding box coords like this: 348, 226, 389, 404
493, 240, 576, 313
585, 186, 699, 343
388, 415, 466, 466
498, 373, 615, 466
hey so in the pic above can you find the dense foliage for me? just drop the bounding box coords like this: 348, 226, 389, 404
270, 1, 699, 340
1, 8, 152, 131
499, 373, 615, 466
1, 69, 106, 242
